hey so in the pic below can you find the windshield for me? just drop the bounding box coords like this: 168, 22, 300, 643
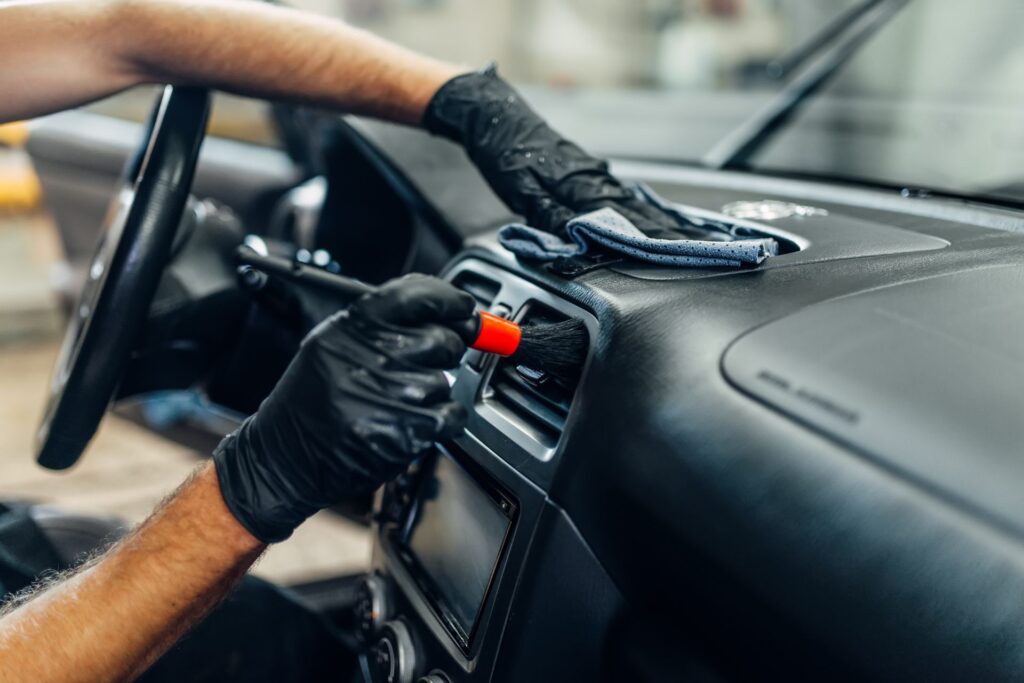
746, 0, 1024, 205
335, 0, 1024, 204
336, 0, 865, 161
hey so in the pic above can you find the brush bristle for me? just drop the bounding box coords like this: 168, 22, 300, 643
510, 318, 588, 385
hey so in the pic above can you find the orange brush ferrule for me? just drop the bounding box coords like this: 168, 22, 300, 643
471, 311, 522, 357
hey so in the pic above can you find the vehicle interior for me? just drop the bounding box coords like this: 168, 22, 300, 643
13, 0, 1024, 680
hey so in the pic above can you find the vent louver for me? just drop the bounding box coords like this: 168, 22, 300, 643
445, 258, 594, 465
483, 304, 585, 448
451, 271, 500, 308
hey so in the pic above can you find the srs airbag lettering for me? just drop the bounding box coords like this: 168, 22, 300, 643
756, 370, 860, 425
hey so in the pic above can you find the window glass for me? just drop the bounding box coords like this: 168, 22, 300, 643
749, 0, 1024, 204
307, 0, 859, 88
291, 0, 863, 161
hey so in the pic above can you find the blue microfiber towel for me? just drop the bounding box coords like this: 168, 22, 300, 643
635, 183, 776, 240
498, 186, 779, 268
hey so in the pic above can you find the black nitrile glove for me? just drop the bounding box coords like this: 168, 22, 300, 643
213, 274, 476, 543
423, 66, 690, 239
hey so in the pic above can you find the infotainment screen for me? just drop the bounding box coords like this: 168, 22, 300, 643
401, 449, 516, 647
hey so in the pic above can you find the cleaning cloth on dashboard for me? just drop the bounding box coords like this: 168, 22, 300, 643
497, 186, 779, 268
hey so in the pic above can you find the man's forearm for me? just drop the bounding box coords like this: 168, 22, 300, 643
0, 463, 265, 682
0, 0, 462, 124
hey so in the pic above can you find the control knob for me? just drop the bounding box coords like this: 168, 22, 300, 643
354, 574, 391, 644
417, 673, 452, 683
370, 620, 418, 683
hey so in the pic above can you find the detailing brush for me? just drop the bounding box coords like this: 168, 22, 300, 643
505, 317, 588, 384
236, 247, 588, 384
455, 311, 588, 385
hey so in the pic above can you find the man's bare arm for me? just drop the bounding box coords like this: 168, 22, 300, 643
0, 0, 462, 124
0, 463, 266, 682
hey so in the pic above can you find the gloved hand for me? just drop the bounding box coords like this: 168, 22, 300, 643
213, 274, 476, 543
423, 65, 685, 239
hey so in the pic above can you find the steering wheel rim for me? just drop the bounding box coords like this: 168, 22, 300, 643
36, 86, 211, 470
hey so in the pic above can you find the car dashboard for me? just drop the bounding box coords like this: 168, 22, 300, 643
338, 116, 1024, 682
358, 256, 605, 683
26, 108, 1024, 681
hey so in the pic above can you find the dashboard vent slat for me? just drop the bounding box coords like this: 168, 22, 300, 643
489, 366, 570, 436
452, 271, 500, 308
483, 304, 585, 447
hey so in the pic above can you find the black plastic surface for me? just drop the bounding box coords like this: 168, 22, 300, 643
447, 229, 1024, 679
724, 264, 1024, 535
492, 506, 624, 683
347, 118, 1024, 680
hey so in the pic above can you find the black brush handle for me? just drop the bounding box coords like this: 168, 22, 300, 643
236, 245, 376, 301
236, 245, 483, 342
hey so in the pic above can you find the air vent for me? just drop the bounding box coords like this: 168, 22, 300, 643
482, 304, 585, 447
451, 271, 500, 308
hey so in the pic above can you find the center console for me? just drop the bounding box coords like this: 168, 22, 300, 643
353, 258, 619, 683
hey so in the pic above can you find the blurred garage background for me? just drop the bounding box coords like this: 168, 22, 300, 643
0, 0, 878, 582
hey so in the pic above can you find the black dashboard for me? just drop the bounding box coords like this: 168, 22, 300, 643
334, 118, 1024, 681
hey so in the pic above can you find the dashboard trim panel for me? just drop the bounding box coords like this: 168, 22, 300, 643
443, 258, 598, 487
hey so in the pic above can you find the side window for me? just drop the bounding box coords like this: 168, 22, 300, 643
85, 87, 281, 148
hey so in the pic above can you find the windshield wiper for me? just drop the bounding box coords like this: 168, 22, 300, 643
703, 0, 908, 170
761, 0, 886, 81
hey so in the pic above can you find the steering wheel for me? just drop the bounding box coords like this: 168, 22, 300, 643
36, 86, 211, 470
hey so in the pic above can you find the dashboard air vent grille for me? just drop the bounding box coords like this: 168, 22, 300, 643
484, 304, 585, 447
451, 271, 500, 308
